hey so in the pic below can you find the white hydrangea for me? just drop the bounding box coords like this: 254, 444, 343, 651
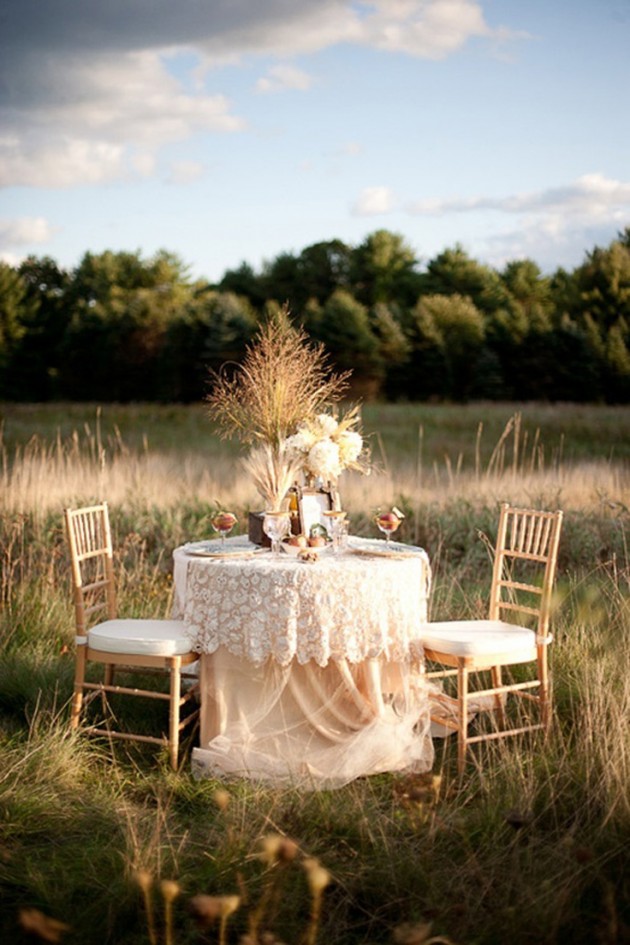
284, 430, 314, 457
307, 439, 341, 480
337, 430, 363, 467
316, 414, 339, 437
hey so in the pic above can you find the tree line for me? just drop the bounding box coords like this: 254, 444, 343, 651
1, 228, 629, 403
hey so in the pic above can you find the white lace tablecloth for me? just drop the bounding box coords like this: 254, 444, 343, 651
173, 535, 431, 667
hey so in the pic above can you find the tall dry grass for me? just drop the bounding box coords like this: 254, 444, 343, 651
1, 408, 628, 523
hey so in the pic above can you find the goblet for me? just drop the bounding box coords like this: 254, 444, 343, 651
323, 510, 348, 554
211, 511, 237, 547
263, 510, 291, 557
375, 510, 402, 546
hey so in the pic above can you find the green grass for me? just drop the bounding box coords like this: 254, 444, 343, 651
0, 403, 629, 944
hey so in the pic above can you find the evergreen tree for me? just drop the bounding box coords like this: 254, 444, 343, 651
313, 289, 383, 397
350, 230, 420, 306
0, 263, 32, 397
410, 293, 485, 401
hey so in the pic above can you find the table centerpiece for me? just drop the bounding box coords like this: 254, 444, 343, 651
206, 310, 370, 543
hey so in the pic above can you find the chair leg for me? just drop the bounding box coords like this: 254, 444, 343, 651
168, 657, 182, 771
457, 664, 469, 776
71, 646, 87, 729
538, 647, 551, 730
491, 666, 507, 728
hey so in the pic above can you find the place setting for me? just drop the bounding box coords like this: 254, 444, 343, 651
183, 512, 266, 558
347, 507, 424, 559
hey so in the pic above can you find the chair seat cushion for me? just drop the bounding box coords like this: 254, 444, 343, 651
87, 619, 192, 657
419, 620, 541, 658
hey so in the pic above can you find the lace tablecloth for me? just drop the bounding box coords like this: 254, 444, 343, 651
173, 535, 431, 667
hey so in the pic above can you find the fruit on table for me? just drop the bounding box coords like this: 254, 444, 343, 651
212, 512, 237, 531
308, 535, 326, 547
288, 534, 308, 547
376, 511, 401, 530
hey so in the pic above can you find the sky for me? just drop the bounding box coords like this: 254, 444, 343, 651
1, 0, 630, 283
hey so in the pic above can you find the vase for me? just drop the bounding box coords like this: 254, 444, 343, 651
248, 512, 271, 547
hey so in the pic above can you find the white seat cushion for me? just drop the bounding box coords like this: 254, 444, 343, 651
419, 620, 540, 658
87, 619, 192, 657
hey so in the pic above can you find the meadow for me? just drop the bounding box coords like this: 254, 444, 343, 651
0, 401, 629, 945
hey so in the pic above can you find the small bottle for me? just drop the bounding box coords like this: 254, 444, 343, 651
288, 487, 300, 535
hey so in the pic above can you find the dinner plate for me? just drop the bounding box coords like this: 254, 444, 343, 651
185, 542, 265, 559
348, 538, 420, 559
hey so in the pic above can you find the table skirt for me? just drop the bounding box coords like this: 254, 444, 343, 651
191, 649, 434, 789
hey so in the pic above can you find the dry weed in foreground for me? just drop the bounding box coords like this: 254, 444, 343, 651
18, 908, 71, 943
134, 829, 331, 945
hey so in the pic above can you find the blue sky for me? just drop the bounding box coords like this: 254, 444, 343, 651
1, 0, 629, 282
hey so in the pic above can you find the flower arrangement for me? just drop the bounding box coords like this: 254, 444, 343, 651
206, 311, 366, 510
284, 407, 368, 485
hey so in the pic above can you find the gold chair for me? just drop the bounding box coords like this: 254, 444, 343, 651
65, 502, 199, 769
419, 503, 563, 774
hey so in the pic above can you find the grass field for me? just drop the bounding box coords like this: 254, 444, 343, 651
0, 402, 629, 944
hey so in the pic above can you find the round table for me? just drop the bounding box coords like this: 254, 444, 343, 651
173, 535, 434, 788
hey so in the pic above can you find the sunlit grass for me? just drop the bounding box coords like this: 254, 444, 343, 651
1, 403, 628, 521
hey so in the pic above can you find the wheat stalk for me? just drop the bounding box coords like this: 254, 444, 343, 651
241, 444, 304, 510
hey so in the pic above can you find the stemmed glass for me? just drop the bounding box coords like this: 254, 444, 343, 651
375, 509, 402, 547
323, 510, 348, 554
211, 511, 237, 547
263, 510, 291, 557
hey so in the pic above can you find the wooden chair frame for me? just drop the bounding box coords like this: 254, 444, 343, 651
423, 503, 563, 774
65, 502, 199, 769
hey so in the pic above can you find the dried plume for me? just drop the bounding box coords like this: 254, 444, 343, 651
206, 309, 351, 449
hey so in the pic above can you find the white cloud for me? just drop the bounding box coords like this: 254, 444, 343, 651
256, 64, 315, 93
0, 252, 22, 266
0, 48, 244, 188
0, 1, 523, 190
337, 141, 363, 157
352, 185, 395, 215
2, 1, 512, 61
480, 218, 619, 273
405, 172, 630, 270
0, 135, 129, 189
167, 160, 205, 184
191, 0, 517, 62
0, 216, 55, 246
357, 0, 493, 59
408, 173, 630, 220
131, 153, 157, 178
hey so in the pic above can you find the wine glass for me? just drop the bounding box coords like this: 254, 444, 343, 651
263, 510, 291, 557
211, 511, 237, 547
323, 510, 348, 554
375, 510, 402, 547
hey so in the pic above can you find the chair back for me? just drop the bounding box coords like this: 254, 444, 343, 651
489, 503, 563, 641
64, 503, 117, 635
